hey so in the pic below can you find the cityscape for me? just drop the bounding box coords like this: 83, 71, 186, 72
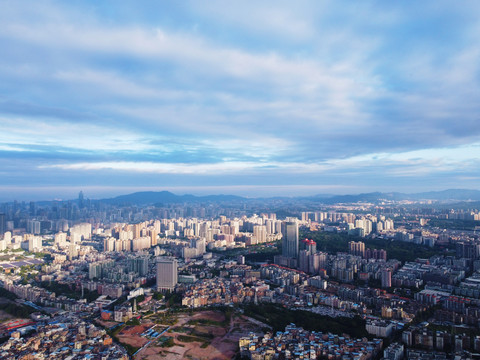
2, 1, 480, 359
0, 191, 479, 359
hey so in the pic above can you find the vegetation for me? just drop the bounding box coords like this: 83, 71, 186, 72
428, 218, 479, 231
365, 237, 442, 263
164, 292, 183, 308
243, 303, 369, 338
0, 287, 18, 301
0, 249, 24, 254
152, 292, 164, 301
302, 230, 447, 263
160, 337, 175, 347
107, 323, 125, 338
177, 334, 206, 343
151, 313, 177, 326
0, 301, 35, 318
427, 323, 480, 338
122, 343, 139, 356
103, 321, 137, 355
213, 242, 281, 263
244, 250, 279, 263
187, 318, 223, 327
130, 294, 145, 304
126, 317, 140, 326
38, 281, 100, 302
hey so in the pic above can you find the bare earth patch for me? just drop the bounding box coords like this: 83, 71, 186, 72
133, 310, 268, 360
117, 324, 150, 348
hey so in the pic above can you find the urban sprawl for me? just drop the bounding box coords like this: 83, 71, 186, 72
0, 193, 479, 359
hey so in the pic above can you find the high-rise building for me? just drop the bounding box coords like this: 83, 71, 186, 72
301, 238, 316, 253
456, 241, 480, 259
27, 220, 41, 235
27, 237, 42, 252
253, 225, 267, 244
128, 255, 149, 276
29, 201, 36, 216
54, 232, 68, 247
298, 250, 310, 273
89, 262, 102, 280
78, 191, 85, 209
281, 219, 299, 259
191, 238, 206, 256
133, 223, 143, 239
0, 213, 5, 235
349, 241, 365, 257
156, 257, 178, 292
149, 229, 158, 247
381, 269, 392, 288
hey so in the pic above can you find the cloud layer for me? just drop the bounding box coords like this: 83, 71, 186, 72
1, 0, 480, 200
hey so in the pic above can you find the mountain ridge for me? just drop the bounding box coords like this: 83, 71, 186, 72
31, 188, 480, 206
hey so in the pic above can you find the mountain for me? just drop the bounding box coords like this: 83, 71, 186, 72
100, 189, 480, 206
413, 189, 480, 201
102, 191, 245, 205
308, 192, 404, 204
29, 188, 480, 206
307, 189, 480, 204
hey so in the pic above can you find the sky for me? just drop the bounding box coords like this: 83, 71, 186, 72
1, 1, 480, 201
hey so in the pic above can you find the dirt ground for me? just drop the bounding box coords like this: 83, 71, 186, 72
117, 324, 152, 348
133, 310, 269, 360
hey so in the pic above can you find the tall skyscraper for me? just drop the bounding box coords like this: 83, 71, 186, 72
0, 213, 5, 235
381, 269, 392, 288
78, 191, 85, 209
281, 219, 299, 259
29, 201, 36, 216
156, 257, 178, 291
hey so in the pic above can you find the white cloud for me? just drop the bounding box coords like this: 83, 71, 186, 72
187, 0, 317, 41
1, 1, 480, 194
38, 142, 480, 179
0, 116, 156, 153
41, 160, 328, 174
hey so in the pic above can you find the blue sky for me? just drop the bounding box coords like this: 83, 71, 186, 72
1, 1, 480, 201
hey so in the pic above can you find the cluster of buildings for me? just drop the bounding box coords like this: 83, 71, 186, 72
2, 279, 99, 313
401, 323, 480, 355
239, 323, 383, 360
393, 258, 466, 289
0, 314, 127, 359
0, 194, 480, 359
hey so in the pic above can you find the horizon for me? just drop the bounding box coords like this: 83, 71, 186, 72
2, 2, 480, 200
1, 186, 480, 203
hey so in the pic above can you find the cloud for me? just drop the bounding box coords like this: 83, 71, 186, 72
1, 1, 480, 199
40, 160, 325, 175
38, 142, 480, 181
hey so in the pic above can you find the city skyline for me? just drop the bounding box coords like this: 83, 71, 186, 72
2, 1, 480, 200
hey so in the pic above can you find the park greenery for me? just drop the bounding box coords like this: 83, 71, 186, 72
0, 287, 38, 318
1, 302, 35, 318
214, 242, 281, 263
302, 230, 450, 263
428, 218, 479, 231
243, 303, 369, 338
38, 281, 99, 302
218, 229, 451, 265
0, 287, 17, 301
164, 292, 182, 308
